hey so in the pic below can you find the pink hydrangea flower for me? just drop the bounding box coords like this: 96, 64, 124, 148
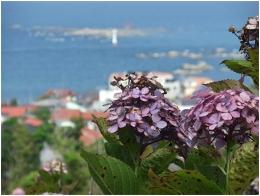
182, 88, 259, 149
11, 188, 25, 195
106, 73, 185, 144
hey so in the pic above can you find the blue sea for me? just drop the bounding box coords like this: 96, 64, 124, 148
2, 2, 258, 103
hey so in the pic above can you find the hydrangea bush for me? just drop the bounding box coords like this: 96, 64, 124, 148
81, 71, 258, 195
80, 16, 258, 195
27, 16, 259, 195
182, 88, 259, 149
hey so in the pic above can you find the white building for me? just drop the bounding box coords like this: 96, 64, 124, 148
93, 72, 212, 111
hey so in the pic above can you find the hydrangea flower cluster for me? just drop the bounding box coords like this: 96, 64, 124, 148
106, 73, 184, 139
229, 16, 259, 58
182, 88, 259, 148
42, 159, 68, 174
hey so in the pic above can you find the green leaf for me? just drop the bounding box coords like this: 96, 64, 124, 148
203, 165, 226, 190
139, 147, 176, 180
248, 48, 259, 70
221, 60, 254, 75
93, 116, 120, 144
61, 180, 80, 195
157, 140, 171, 149
25, 170, 61, 194
204, 79, 252, 92
185, 146, 223, 169
185, 147, 226, 190
81, 150, 140, 194
140, 145, 154, 161
148, 169, 223, 194
228, 141, 259, 194
221, 59, 259, 87
118, 127, 141, 165
104, 142, 135, 169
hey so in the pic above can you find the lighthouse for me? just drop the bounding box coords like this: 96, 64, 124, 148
112, 29, 118, 46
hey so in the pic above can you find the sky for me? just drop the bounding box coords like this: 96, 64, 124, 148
2, 1, 258, 30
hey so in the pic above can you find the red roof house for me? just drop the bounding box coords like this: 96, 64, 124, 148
80, 127, 103, 146
1, 105, 39, 118
2, 106, 27, 118
24, 117, 43, 127
51, 108, 108, 122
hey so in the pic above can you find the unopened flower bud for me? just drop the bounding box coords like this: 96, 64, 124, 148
228, 25, 237, 33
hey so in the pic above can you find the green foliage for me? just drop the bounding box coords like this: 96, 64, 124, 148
50, 126, 92, 194
11, 123, 39, 176
62, 151, 91, 194
228, 141, 259, 194
204, 79, 251, 92
248, 48, 259, 69
185, 146, 223, 168
248, 48, 259, 87
19, 171, 39, 192
140, 145, 154, 160
32, 122, 54, 151
221, 60, 254, 74
148, 169, 223, 194
138, 147, 176, 180
221, 59, 259, 87
10, 98, 18, 106
1, 118, 40, 193
104, 143, 136, 169
33, 107, 51, 122
68, 117, 85, 140
1, 118, 16, 193
118, 127, 141, 166
185, 147, 226, 190
26, 170, 63, 194
81, 150, 140, 194
93, 116, 120, 144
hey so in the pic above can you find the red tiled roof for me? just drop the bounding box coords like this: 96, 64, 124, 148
82, 111, 108, 120
51, 108, 82, 121
51, 108, 108, 121
1, 105, 39, 118
1, 106, 27, 118
24, 117, 43, 127
80, 127, 103, 146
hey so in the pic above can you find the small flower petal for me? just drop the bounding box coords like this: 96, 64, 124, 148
108, 124, 118, 133
156, 120, 167, 128
221, 113, 232, 120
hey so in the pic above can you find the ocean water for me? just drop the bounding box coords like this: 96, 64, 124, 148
2, 2, 258, 103
0, 28, 246, 103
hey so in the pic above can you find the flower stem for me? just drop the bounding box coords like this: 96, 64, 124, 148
225, 139, 233, 194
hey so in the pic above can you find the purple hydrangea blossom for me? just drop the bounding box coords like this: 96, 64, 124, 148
106, 73, 184, 141
182, 88, 259, 149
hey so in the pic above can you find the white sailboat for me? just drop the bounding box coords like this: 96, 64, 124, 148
112, 29, 118, 46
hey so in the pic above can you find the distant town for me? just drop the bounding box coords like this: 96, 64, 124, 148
1, 71, 212, 147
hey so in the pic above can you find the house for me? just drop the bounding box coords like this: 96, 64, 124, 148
51, 108, 82, 128
80, 127, 103, 146
1, 105, 38, 121
51, 108, 107, 128
1, 106, 27, 118
32, 98, 63, 108
24, 117, 43, 127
